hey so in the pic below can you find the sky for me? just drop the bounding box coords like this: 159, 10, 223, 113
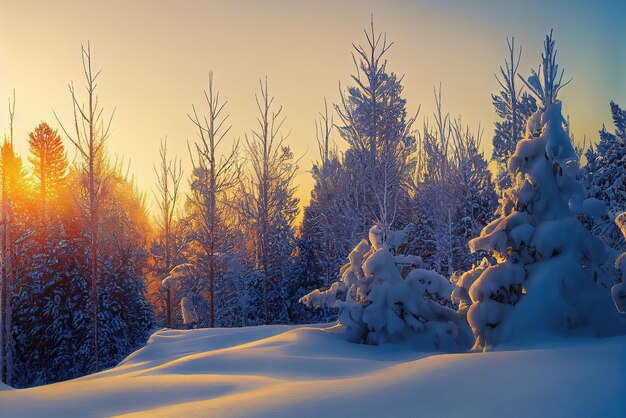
0, 0, 624, 218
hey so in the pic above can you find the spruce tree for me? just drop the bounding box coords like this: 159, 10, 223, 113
459, 32, 625, 351
582, 101, 626, 252
335, 18, 416, 242
291, 100, 348, 323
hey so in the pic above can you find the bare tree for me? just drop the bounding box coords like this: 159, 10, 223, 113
520, 30, 572, 108
188, 71, 240, 328
153, 136, 183, 327
0, 89, 15, 385
241, 78, 298, 325
495, 38, 524, 151
315, 98, 334, 168
54, 42, 115, 372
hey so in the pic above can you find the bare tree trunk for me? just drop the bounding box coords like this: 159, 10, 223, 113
0, 192, 13, 388
87, 49, 100, 372
55, 43, 114, 373
448, 207, 453, 274
242, 78, 292, 326
0, 92, 15, 385
208, 123, 216, 328
154, 137, 181, 328
0, 189, 5, 385
4, 203, 11, 387
188, 72, 238, 328
154, 136, 183, 328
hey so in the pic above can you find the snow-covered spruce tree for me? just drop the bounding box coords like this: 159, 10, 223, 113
335, 17, 417, 243
450, 121, 498, 271
462, 32, 626, 351
10, 224, 85, 387
410, 88, 496, 276
612, 213, 626, 312
410, 91, 455, 277
492, 37, 537, 191
301, 223, 472, 350
212, 251, 247, 327
290, 100, 350, 323
582, 101, 626, 253
88, 165, 153, 371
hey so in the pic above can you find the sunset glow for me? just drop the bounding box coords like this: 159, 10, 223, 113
0, 2, 625, 417
0, 0, 623, 213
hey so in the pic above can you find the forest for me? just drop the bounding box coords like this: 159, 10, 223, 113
0, 19, 624, 393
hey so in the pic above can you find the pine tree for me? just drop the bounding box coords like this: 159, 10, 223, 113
27, 122, 69, 217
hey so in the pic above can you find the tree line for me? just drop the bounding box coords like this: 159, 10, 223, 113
0, 20, 624, 387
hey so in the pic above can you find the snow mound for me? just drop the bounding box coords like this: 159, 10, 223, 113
0, 325, 625, 418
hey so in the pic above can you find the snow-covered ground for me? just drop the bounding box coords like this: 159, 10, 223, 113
0, 324, 624, 417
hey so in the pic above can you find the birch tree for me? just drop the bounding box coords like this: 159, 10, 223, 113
153, 137, 182, 327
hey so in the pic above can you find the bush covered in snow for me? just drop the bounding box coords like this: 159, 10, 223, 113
181, 297, 199, 328
456, 33, 626, 351
301, 223, 472, 351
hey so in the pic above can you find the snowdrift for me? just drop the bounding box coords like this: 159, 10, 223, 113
0, 325, 624, 417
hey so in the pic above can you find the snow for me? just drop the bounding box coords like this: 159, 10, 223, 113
181, 297, 199, 326
0, 324, 625, 418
